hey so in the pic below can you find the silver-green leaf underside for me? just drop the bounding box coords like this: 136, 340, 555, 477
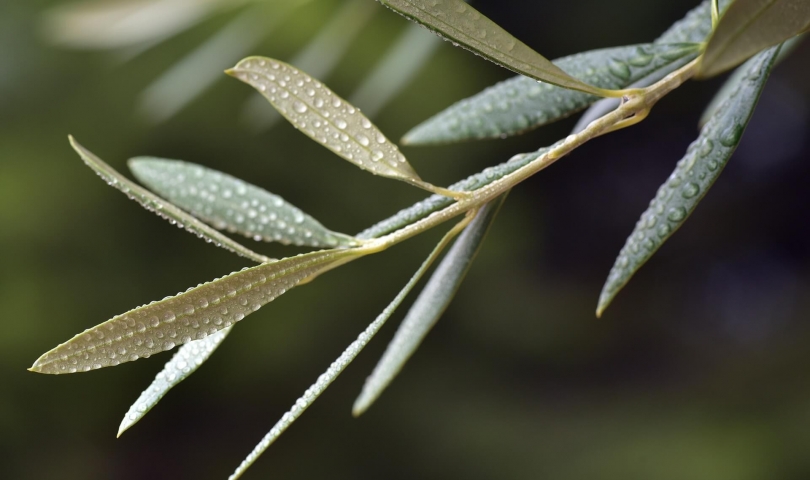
353, 195, 506, 416
228, 216, 472, 480
226, 57, 422, 186
597, 45, 781, 317
117, 326, 231, 437
129, 158, 358, 248
402, 43, 700, 145
699, 0, 810, 78
30, 247, 365, 374
378, 0, 609, 97
68, 136, 270, 264
357, 143, 556, 239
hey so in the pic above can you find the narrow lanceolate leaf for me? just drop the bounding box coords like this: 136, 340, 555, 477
228, 216, 472, 480
68, 136, 270, 264
30, 247, 365, 374
357, 142, 556, 239
699, 0, 810, 78
379, 0, 609, 97
597, 46, 781, 317
227, 57, 423, 186
402, 43, 700, 144
353, 195, 506, 416
117, 327, 231, 437
129, 158, 359, 248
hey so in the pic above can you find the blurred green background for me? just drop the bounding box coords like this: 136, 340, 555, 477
3, 1, 810, 479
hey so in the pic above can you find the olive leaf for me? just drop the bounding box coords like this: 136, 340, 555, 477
699, 0, 810, 78
402, 43, 700, 145
30, 247, 366, 374
67, 136, 270, 264
129, 158, 359, 248
117, 326, 231, 437
226, 57, 424, 187
353, 194, 506, 416
228, 214, 473, 480
597, 45, 781, 317
378, 0, 612, 97
357, 143, 556, 239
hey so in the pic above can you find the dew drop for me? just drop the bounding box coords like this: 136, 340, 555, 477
719, 123, 743, 147
681, 182, 700, 199
293, 101, 308, 113
667, 207, 687, 222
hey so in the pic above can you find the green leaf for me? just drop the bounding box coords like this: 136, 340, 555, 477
226, 57, 423, 186
129, 158, 359, 248
402, 43, 700, 145
699, 33, 804, 126
67, 136, 270, 264
699, 0, 810, 78
597, 45, 781, 317
655, 0, 734, 44
228, 216, 473, 480
378, 0, 611, 97
357, 142, 557, 239
117, 326, 231, 437
30, 247, 366, 374
353, 194, 506, 416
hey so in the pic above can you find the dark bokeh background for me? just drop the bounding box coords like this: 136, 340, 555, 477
2, 1, 810, 479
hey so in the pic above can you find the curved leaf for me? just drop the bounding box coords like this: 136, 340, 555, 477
67, 136, 270, 264
227, 57, 423, 186
30, 247, 365, 374
402, 43, 700, 145
129, 158, 358, 248
228, 215, 472, 480
597, 45, 781, 317
117, 326, 231, 436
699, 0, 810, 78
378, 0, 610, 96
353, 194, 506, 416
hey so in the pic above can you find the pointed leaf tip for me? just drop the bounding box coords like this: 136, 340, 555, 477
228, 56, 423, 185
31, 247, 365, 374
598, 46, 780, 314
353, 195, 506, 416
67, 137, 270, 263
117, 327, 232, 436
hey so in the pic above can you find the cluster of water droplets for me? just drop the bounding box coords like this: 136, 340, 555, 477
33, 252, 342, 374
130, 159, 356, 248
231, 58, 420, 182
118, 327, 230, 436
403, 43, 698, 144
598, 46, 776, 312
